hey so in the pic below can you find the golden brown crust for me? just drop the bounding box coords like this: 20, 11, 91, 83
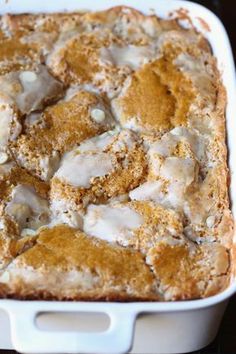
0, 6, 233, 301
112, 54, 195, 134
0, 225, 159, 301
147, 242, 230, 300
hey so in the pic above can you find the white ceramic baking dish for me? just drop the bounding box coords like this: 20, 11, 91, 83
0, 0, 235, 353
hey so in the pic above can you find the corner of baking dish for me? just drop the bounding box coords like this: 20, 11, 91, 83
0, 0, 235, 309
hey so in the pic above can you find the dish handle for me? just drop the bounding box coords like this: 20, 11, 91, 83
7, 303, 137, 354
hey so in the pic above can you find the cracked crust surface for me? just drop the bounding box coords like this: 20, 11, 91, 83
0, 6, 233, 301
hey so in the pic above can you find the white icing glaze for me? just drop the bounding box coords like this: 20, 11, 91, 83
160, 157, 196, 186
21, 228, 38, 237
0, 219, 4, 230
174, 53, 214, 95
174, 53, 200, 72
130, 179, 187, 210
157, 30, 200, 50
111, 129, 136, 152
0, 161, 15, 177
100, 44, 156, 70
170, 127, 205, 160
141, 18, 160, 37
129, 180, 163, 203
5, 185, 49, 230
151, 127, 203, 158
55, 129, 138, 188
55, 151, 114, 188
0, 152, 9, 164
64, 84, 101, 101
130, 156, 196, 211
0, 65, 63, 115
149, 134, 178, 157
78, 131, 116, 153
19, 71, 37, 83
24, 112, 42, 128
84, 203, 143, 244
206, 215, 215, 228
0, 106, 12, 147
0, 104, 21, 148
50, 198, 83, 229
0, 271, 10, 284
122, 116, 143, 133
164, 182, 187, 209
17, 66, 63, 113
39, 151, 60, 182
90, 108, 105, 123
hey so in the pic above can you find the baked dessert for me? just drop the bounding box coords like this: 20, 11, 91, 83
0, 6, 233, 301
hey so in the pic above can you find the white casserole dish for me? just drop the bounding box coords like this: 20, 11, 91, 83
0, 0, 235, 353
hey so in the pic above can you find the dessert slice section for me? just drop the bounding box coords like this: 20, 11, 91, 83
147, 242, 230, 300
0, 225, 158, 300
84, 200, 184, 253
0, 164, 49, 268
12, 89, 114, 181
50, 129, 147, 227
112, 58, 195, 134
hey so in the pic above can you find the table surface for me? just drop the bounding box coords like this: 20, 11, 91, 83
1, 0, 236, 353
